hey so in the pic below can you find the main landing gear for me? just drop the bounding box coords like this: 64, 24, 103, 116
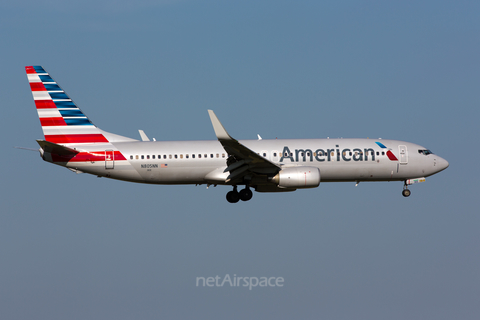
402, 182, 411, 197
226, 185, 253, 203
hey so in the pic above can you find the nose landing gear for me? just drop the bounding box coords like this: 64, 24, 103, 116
402, 182, 411, 197
226, 185, 253, 203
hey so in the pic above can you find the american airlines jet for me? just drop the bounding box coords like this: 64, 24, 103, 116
26, 66, 449, 203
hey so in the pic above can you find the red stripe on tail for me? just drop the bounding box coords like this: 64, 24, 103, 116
40, 117, 67, 126
30, 83, 47, 91
45, 134, 109, 144
35, 100, 57, 109
25, 66, 36, 74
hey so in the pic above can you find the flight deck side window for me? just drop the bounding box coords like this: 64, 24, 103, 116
418, 149, 434, 155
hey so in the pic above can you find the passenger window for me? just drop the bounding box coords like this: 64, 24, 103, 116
210, 154, 214, 158
198, 154, 202, 158
169, 155, 172, 159
163, 155, 167, 159
186, 154, 189, 159
152, 155, 155, 159
136, 155, 139, 160
175, 154, 178, 159
216, 154, 219, 158
263, 153, 266, 157
141, 155, 144, 159
222, 153, 225, 158
147, 155, 150, 159
204, 154, 207, 158
130, 155, 133, 160
382, 152, 385, 156
274, 153, 277, 157
192, 154, 195, 158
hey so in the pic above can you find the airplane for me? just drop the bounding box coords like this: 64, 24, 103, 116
25, 66, 449, 203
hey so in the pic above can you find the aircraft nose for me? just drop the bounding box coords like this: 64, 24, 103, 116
436, 156, 449, 172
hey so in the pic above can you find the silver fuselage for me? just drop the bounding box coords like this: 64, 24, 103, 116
49, 138, 449, 186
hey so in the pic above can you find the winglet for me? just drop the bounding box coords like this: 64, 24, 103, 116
138, 130, 150, 141
208, 110, 234, 141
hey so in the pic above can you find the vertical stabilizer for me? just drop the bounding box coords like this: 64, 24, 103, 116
26, 66, 134, 145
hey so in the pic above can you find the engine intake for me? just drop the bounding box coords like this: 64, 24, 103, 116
272, 167, 320, 189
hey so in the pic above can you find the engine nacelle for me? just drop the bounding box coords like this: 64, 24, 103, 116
272, 167, 320, 189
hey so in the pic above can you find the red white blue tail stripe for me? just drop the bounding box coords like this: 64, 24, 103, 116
26, 66, 109, 145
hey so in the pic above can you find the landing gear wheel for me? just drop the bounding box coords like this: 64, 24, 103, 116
402, 189, 411, 197
226, 191, 240, 203
239, 188, 253, 201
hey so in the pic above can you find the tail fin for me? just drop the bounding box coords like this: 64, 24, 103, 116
26, 66, 134, 145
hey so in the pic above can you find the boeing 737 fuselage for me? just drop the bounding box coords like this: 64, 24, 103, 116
26, 66, 449, 203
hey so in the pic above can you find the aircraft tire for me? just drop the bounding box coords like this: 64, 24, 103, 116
402, 189, 411, 197
239, 188, 253, 201
226, 191, 240, 203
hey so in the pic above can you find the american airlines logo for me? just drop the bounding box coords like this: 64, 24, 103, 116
279, 142, 398, 163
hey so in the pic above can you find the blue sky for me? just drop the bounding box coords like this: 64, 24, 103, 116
1, 1, 479, 319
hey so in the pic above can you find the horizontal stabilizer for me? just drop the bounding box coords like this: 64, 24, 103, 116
36, 139, 80, 156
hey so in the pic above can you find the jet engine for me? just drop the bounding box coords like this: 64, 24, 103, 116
271, 167, 320, 189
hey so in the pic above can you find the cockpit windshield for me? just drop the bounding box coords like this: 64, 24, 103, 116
418, 149, 434, 155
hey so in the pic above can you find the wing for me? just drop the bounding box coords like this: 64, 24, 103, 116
208, 110, 280, 183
